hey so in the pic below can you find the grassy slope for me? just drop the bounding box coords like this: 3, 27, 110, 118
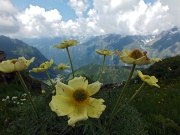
68, 63, 141, 84
122, 55, 180, 135
68, 55, 180, 134
0, 55, 179, 134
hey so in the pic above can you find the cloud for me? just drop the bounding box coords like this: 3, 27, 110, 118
0, 0, 20, 35
91, 0, 173, 35
0, 0, 179, 38
68, 0, 89, 18
160, 0, 180, 28
17, 5, 62, 38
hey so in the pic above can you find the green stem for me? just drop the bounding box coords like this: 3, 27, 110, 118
129, 82, 145, 103
66, 47, 74, 78
61, 69, 64, 83
45, 70, 55, 90
16, 71, 39, 118
98, 55, 106, 82
107, 63, 136, 127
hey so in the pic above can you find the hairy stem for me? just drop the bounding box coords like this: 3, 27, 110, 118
66, 47, 74, 78
129, 82, 145, 102
99, 55, 106, 82
16, 71, 39, 118
107, 63, 136, 127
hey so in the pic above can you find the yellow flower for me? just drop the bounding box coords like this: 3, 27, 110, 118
30, 59, 53, 72
41, 90, 46, 94
54, 39, 79, 49
54, 63, 70, 70
0, 57, 34, 73
116, 48, 161, 65
49, 76, 106, 126
96, 49, 114, 56
137, 70, 160, 88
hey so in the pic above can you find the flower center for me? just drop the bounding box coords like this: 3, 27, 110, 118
129, 49, 144, 59
11, 59, 18, 64
70, 89, 90, 106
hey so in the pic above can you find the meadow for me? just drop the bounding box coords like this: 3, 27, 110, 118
0, 45, 179, 134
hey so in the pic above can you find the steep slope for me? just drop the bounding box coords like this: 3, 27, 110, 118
151, 27, 180, 58
0, 35, 57, 79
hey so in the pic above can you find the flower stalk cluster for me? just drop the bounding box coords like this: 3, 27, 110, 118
96, 49, 114, 82
0, 38, 162, 130
107, 48, 161, 127
54, 63, 70, 82
54, 39, 79, 78
30, 59, 55, 90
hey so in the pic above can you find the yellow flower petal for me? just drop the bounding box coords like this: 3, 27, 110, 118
86, 98, 106, 118
30, 59, 53, 72
116, 49, 161, 66
49, 76, 106, 126
15, 57, 35, 71
0, 57, 34, 73
137, 70, 144, 79
135, 56, 150, 65
68, 76, 88, 90
29, 68, 46, 72
14, 58, 27, 71
137, 70, 160, 88
120, 56, 134, 64
96, 49, 114, 56
0, 60, 14, 73
122, 49, 132, 56
67, 106, 88, 126
149, 58, 162, 63
145, 76, 160, 88
49, 95, 75, 116
40, 59, 53, 69
55, 80, 73, 96
54, 63, 70, 70
54, 39, 79, 49
87, 81, 102, 96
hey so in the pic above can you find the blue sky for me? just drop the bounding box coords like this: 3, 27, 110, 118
0, 0, 179, 38
12, 0, 155, 21
11, 0, 77, 21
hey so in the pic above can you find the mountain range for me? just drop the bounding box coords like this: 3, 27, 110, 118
21, 27, 180, 69
0, 27, 180, 81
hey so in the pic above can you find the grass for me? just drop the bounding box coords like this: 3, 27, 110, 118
0, 56, 180, 134
123, 65, 180, 134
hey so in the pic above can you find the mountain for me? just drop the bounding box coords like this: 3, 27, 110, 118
67, 63, 142, 84
0, 35, 57, 80
21, 36, 91, 69
151, 27, 180, 58
19, 27, 180, 69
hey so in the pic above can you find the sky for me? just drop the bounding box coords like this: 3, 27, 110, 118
0, 0, 179, 39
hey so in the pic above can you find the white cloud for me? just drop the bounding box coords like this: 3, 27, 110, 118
68, 0, 89, 18
17, 5, 62, 38
160, 0, 180, 28
0, 0, 19, 35
91, 0, 174, 35
0, 0, 179, 38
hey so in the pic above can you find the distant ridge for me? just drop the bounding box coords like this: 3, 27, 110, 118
22, 27, 180, 69
0, 35, 57, 80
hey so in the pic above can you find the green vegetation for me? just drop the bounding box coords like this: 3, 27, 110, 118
124, 55, 180, 135
68, 63, 141, 84
0, 54, 180, 134
0, 81, 147, 135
